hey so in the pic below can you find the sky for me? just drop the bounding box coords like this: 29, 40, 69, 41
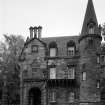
0, 0, 105, 40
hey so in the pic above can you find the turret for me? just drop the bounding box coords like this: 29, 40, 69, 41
79, 0, 102, 103
79, 0, 102, 55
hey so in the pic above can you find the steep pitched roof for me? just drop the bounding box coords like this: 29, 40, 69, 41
81, 0, 98, 36
41, 36, 79, 47
41, 36, 79, 56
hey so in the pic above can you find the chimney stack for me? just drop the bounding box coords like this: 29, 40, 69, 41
37, 26, 42, 39
33, 27, 37, 38
99, 24, 102, 35
29, 26, 33, 39
26, 37, 29, 42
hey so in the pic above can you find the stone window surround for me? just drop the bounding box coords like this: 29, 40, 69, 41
49, 90, 56, 102
31, 45, 38, 53
82, 72, 86, 81
67, 66, 75, 79
49, 67, 56, 79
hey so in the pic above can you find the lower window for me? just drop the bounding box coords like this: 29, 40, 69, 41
49, 91, 56, 102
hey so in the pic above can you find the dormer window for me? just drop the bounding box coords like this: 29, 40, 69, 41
88, 21, 95, 34
67, 40, 75, 56
50, 48, 56, 57
49, 42, 57, 57
89, 26, 94, 34
68, 47, 75, 56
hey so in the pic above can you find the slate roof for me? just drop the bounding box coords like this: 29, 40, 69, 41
81, 0, 99, 36
41, 36, 79, 47
41, 35, 79, 56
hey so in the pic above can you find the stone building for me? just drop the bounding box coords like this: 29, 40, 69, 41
20, 0, 105, 105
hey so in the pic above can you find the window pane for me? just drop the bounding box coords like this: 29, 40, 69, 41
97, 56, 100, 63
82, 72, 86, 81
68, 47, 75, 56
68, 47, 74, 51
89, 27, 94, 34
50, 68, 56, 79
97, 81, 100, 88
68, 67, 75, 79
49, 91, 56, 102
31, 45, 38, 52
101, 55, 105, 62
50, 48, 56, 57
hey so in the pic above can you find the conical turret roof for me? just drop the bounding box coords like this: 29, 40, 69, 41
81, 0, 98, 36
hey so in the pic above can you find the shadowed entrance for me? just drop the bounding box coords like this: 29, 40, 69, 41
28, 87, 41, 105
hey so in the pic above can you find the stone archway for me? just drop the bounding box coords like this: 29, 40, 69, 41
28, 87, 41, 105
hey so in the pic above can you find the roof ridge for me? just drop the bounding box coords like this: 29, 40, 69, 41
41, 35, 79, 39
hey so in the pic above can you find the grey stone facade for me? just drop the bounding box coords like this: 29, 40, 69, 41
20, 0, 105, 105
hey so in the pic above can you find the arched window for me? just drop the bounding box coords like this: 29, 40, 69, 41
49, 42, 57, 57
67, 40, 75, 56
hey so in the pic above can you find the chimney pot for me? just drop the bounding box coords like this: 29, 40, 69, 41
38, 26, 42, 39
29, 26, 33, 39
33, 27, 38, 38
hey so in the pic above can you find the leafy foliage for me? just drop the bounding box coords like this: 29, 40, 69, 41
102, 23, 105, 36
0, 34, 24, 104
